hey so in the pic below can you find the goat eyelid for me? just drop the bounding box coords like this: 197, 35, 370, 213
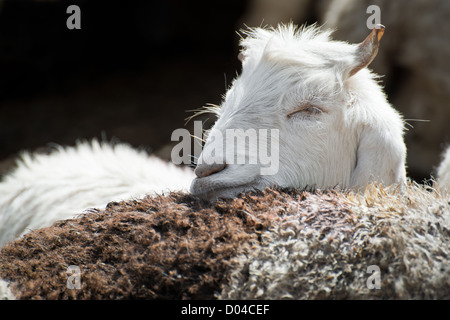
287, 104, 324, 118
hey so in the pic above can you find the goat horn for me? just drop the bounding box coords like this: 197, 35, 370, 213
349, 24, 385, 77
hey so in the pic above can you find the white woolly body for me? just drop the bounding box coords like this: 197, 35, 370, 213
0, 141, 195, 247
191, 24, 407, 200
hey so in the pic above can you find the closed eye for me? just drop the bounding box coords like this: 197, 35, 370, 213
287, 104, 325, 118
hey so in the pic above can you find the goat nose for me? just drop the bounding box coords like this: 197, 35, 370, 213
195, 162, 226, 178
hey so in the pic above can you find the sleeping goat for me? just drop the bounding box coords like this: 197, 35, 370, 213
191, 23, 406, 199
0, 23, 408, 247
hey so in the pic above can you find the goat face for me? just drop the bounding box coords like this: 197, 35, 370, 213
190, 24, 406, 200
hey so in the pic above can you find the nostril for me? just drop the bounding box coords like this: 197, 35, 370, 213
195, 162, 226, 178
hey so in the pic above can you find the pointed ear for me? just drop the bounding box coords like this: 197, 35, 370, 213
348, 24, 385, 78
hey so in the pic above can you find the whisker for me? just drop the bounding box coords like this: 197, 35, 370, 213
404, 118, 430, 122
184, 104, 220, 125
189, 154, 198, 166
404, 118, 430, 130
190, 133, 206, 143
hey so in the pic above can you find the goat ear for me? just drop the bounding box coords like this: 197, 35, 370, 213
348, 24, 385, 78
350, 124, 406, 188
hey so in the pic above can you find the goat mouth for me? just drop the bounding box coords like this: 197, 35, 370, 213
190, 177, 262, 201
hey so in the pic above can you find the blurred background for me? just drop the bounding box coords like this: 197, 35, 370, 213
0, 0, 448, 183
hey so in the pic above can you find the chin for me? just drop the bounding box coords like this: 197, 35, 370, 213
190, 177, 267, 201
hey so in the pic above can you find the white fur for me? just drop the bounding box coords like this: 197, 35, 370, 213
190, 24, 407, 200
0, 279, 15, 300
0, 140, 195, 247
437, 146, 450, 192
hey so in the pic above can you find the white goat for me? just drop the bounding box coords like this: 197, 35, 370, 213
191, 23, 406, 200
0, 23, 407, 246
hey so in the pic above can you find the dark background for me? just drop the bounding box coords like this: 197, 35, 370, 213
0, 0, 248, 166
